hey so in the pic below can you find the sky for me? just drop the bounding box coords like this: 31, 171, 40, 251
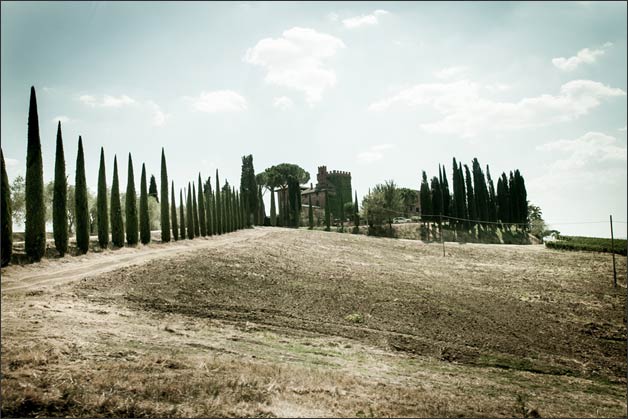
1, 1, 626, 238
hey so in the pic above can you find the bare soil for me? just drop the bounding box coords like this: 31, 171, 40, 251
1, 227, 626, 417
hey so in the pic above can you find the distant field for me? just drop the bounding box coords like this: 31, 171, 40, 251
545, 235, 627, 256
1, 227, 626, 417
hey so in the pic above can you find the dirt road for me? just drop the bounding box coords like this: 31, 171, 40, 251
1, 228, 270, 293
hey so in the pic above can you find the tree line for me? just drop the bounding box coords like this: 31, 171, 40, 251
1, 87, 261, 267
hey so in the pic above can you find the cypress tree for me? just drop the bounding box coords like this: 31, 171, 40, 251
192, 183, 200, 237
353, 191, 359, 233
25, 86, 46, 261
236, 191, 242, 230
215, 170, 222, 234
233, 187, 238, 231
458, 163, 468, 223
472, 158, 489, 223
308, 195, 314, 229
258, 184, 266, 225
324, 189, 331, 231
240, 155, 258, 225
179, 189, 186, 239
97, 148, 109, 249
212, 188, 218, 235
464, 164, 476, 227
497, 173, 510, 224
430, 176, 442, 221
205, 179, 214, 236
171, 181, 178, 241
53, 121, 68, 256
75, 136, 90, 254
509, 171, 517, 225
149, 174, 158, 202
1, 149, 13, 266
160, 149, 171, 242
110, 155, 124, 248
139, 164, 150, 244
222, 183, 230, 233
270, 188, 277, 226
451, 158, 459, 223
420, 171, 432, 222
186, 183, 194, 239
440, 164, 451, 218
197, 174, 206, 236
486, 165, 497, 223
125, 154, 139, 245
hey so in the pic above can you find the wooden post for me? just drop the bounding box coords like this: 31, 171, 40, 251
610, 215, 617, 288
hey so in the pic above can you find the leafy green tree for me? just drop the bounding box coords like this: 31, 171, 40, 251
75, 137, 90, 254
192, 183, 200, 237
110, 155, 124, 248
399, 188, 418, 217
215, 170, 222, 234
362, 180, 404, 232
149, 174, 158, 202
139, 164, 151, 244
53, 122, 68, 256
25, 86, 46, 261
259, 163, 309, 227
1, 149, 13, 266
9, 175, 25, 225
186, 183, 194, 239
97, 148, 109, 249
197, 174, 206, 236
179, 189, 186, 239
160, 149, 170, 242
528, 202, 546, 239
125, 154, 138, 245
170, 181, 178, 241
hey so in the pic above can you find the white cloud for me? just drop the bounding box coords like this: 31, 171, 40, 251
79, 94, 135, 108
537, 132, 626, 171
619, 125, 627, 132
273, 96, 294, 110
4, 158, 18, 167
357, 143, 395, 163
146, 101, 169, 126
552, 44, 612, 71
368, 79, 625, 138
51, 115, 70, 124
342, 9, 389, 29
191, 90, 248, 113
434, 66, 468, 80
244, 27, 345, 104
327, 12, 339, 22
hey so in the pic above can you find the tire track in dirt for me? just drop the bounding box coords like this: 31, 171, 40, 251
1, 228, 272, 293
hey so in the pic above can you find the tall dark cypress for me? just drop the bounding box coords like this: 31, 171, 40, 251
486, 165, 497, 223
451, 159, 459, 222
353, 191, 359, 232
236, 191, 242, 230
464, 164, 476, 226
125, 153, 139, 245
205, 179, 214, 236
471, 158, 489, 223
324, 189, 331, 231
75, 137, 89, 254
270, 188, 277, 226
171, 181, 178, 241
440, 164, 451, 218
139, 164, 151, 244
420, 171, 432, 222
192, 183, 200, 237
212, 188, 218, 235
1, 149, 13, 266
240, 155, 258, 225
509, 171, 517, 225
25, 86, 46, 261
53, 122, 68, 256
215, 170, 222, 234
430, 176, 442, 220
458, 163, 468, 222
497, 173, 510, 224
258, 185, 266, 225
197, 174, 206, 236
179, 189, 186, 239
97, 148, 109, 249
148, 174, 158, 202
160, 149, 171, 242
186, 183, 194, 239
110, 155, 124, 248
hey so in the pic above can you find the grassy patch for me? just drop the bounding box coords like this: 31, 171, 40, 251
546, 235, 627, 255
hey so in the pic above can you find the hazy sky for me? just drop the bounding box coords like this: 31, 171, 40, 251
2, 1, 626, 237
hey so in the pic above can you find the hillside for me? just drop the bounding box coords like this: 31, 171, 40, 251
1, 227, 626, 417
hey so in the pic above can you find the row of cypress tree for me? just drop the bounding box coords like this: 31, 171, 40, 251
419, 157, 528, 228
0, 86, 249, 266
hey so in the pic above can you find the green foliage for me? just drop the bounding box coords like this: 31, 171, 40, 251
110, 156, 125, 248
125, 154, 139, 245
464, 165, 476, 226
287, 177, 301, 228
308, 195, 314, 230
170, 182, 178, 241
148, 174, 158, 202
546, 235, 627, 256
25, 86, 46, 261
430, 176, 442, 220
186, 183, 194, 239
97, 148, 109, 249
179, 189, 186, 240
353, 191, 359, 234
1, 149, 13, 266
472, 158, 489, 222
9, 175, 25, 225
139, 164, 150, 244
192, 183, 200, 237
327, 171, 351, 221
160, 149, 171, 242
240, 155, 258, 225
75, 137, 90, 254
270, 188, 276, 226
53, 122, 68, 256
419, 171, 432, 222
486, 165, 497, 222
197, 174, 206, 236
148, 196, 160, 231
399, 187, 418, 217
204, 177, 213, 236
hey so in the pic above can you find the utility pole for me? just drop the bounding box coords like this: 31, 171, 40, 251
610, 215, 617, 288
